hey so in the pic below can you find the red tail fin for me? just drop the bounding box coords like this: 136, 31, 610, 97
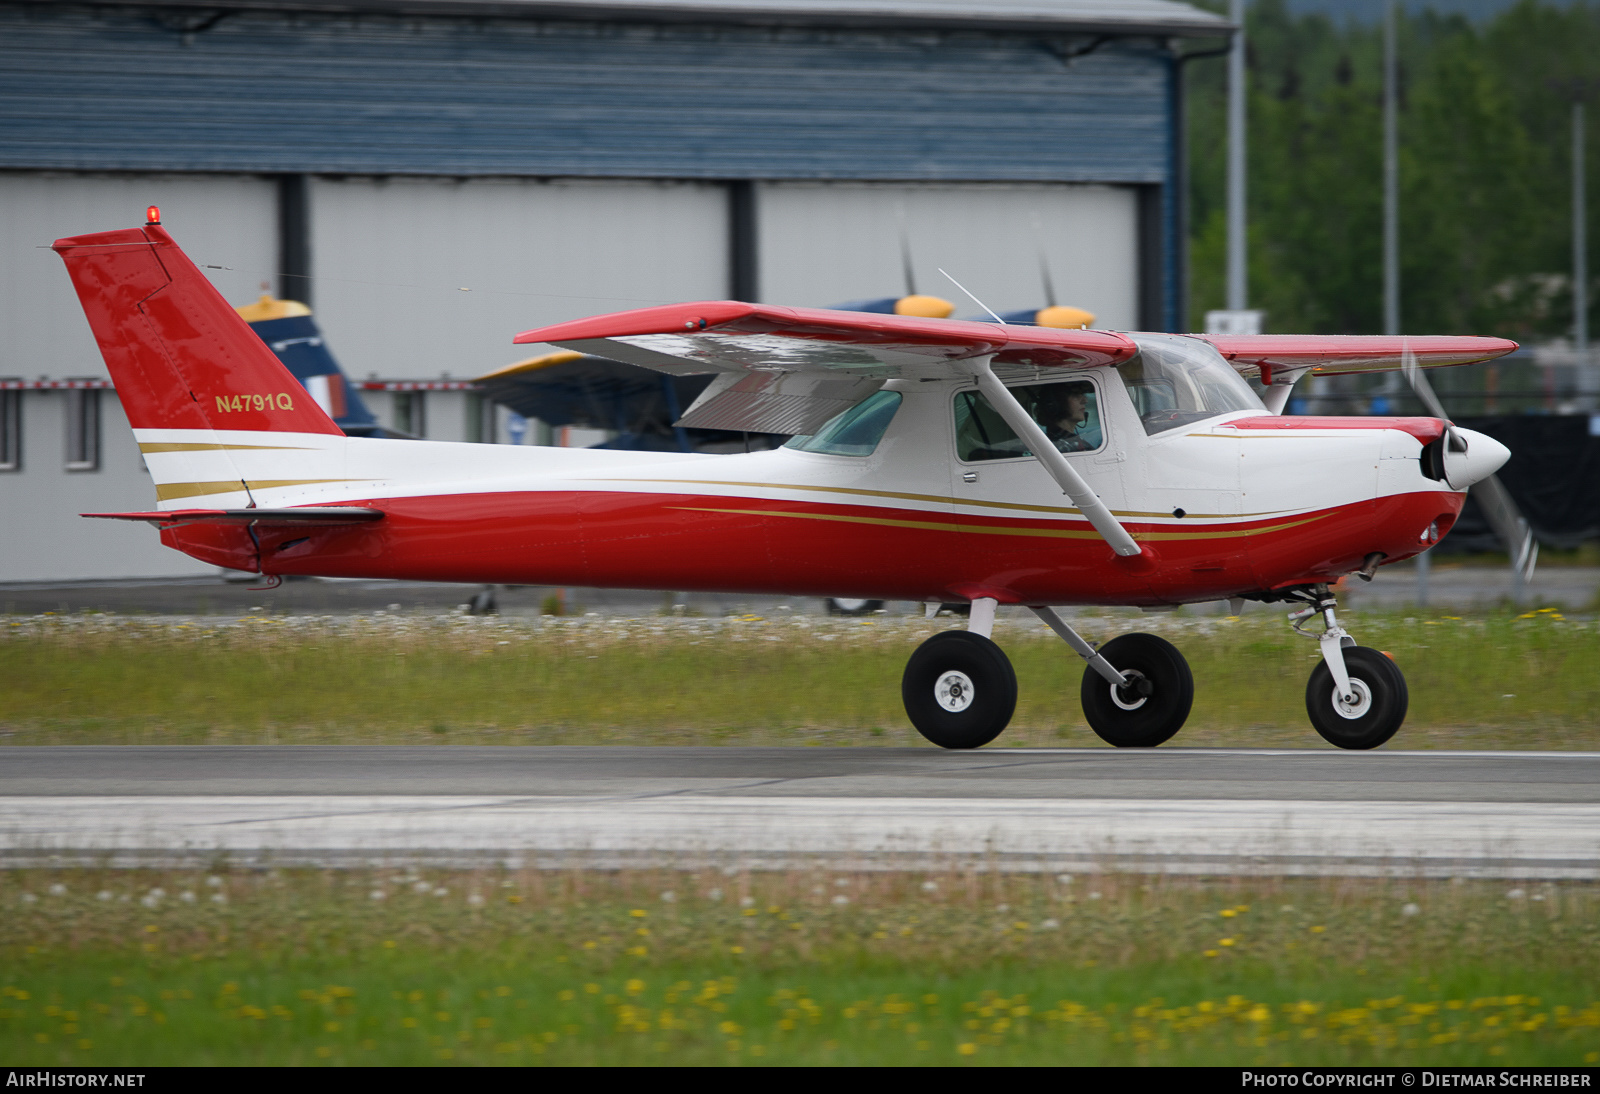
52, 224, 342, 436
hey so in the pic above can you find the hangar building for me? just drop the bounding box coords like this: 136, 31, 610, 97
0, 0, 1227, 582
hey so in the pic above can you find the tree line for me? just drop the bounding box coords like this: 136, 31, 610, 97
1185, 0, 1598, 340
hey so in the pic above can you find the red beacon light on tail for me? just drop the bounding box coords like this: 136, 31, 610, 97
146, 206, 160, 226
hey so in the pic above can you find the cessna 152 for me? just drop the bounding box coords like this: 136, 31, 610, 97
59, 212, 1516, 751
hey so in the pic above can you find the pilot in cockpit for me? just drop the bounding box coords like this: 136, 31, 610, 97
1034, 381, 1098, 452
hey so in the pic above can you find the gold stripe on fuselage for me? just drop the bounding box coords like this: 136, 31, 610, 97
153, 479, 360, 501
601, 478, 1289, 522
138, 442, 316, 454
671, 505, 1326, 541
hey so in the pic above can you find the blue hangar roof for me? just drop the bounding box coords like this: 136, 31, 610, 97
0, 0, 1225, 181
52, 1, 1231, 37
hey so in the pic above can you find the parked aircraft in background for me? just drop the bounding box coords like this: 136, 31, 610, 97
233, 294, 384, 437
62, 211, 1516, 750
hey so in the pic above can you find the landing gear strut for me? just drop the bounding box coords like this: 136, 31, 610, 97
1288, 586, 1407, 750
1032, 607, 1194, 747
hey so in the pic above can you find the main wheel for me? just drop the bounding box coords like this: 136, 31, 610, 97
1079, 632, 1194, 747
1305, 646, 1407, 750
902, 631, 1017, 749
826, 598, 886, 616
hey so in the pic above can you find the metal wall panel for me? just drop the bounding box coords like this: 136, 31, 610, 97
0, 392, 213, 582
0, 172, 277, 381
310, 176, 729, 381
0, 8, 1170, 182
758, 182, 1138, 330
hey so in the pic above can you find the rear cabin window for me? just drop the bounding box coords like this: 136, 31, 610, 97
954, 379, 1103, 462
784, 389, 902, 456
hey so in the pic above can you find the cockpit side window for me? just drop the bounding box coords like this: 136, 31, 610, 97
954, 378, 1103, 462
783, 389, 903, 456
1116, 334, 1265, 435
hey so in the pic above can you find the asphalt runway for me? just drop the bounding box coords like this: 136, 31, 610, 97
2, 563, 1595, 616
4, 747, 1597, 878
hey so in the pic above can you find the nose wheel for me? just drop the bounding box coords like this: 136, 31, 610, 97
1305, 646, 1408, 749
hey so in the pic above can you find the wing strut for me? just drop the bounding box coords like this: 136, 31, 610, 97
966, 357, 1143, 558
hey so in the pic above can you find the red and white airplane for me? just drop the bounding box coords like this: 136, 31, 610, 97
58, 211, 1516, 751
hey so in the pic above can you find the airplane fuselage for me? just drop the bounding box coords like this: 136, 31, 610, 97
152, 374, 1467, 607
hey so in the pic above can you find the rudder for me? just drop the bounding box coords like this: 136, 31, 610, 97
52, 220, 343, 436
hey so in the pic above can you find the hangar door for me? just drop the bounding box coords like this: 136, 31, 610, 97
758, 183, 1140, 331
0, 173, 273, 581
0, 173, 277, 381
310, 177, 730, 384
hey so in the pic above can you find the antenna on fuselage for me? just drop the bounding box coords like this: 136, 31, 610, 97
938, 268, 1006, 327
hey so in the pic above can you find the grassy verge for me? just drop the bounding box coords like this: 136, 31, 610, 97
3, 867, 1597, 1066
3, 608, 1597, 749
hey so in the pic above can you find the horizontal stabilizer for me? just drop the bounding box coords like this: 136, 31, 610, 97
83, 507, 384, 528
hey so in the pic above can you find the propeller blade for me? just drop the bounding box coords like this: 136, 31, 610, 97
1471, 474, 1539, 584
1402, 340, 1539, 582
1400, 341, 1451, 420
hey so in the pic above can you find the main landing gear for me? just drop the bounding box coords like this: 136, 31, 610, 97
900, 599, 1193, 750
900, 585, 1406, 751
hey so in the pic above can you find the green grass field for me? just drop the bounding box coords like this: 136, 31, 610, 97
3, 867, 1598, 1066
2, 607, 1596, 749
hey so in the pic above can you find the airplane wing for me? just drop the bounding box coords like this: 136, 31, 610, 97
514, 301, 1136, 435
1197, 334, 1518, 385
83, 507, 384, 527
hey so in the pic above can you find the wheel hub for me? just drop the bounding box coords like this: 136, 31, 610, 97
1331, 678, 1373, 719
1111, 670, 1151, 711
934, 670, 976, 713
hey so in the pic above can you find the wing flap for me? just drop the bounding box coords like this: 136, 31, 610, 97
84, 507, 384, 527
674, 372, 884, 434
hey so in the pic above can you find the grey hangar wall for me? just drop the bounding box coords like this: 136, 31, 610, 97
0, 0, 1222, 581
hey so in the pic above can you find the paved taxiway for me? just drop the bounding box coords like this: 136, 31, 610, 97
3, 747, 1597, 878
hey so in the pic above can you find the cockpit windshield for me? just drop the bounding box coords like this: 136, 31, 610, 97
1116, 334, 1265, 435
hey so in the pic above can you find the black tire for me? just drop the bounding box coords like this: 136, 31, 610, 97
901, 631, 1017, 749
825, 598, 886, 616
1305, 646, 1407, 750
1079, 632, 1194, 748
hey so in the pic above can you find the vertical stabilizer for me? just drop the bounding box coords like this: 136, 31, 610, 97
52, 223, 343, 437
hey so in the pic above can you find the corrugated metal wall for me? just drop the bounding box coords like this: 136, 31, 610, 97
757, 182, 1138, 327
0, 6, 1170, 182
308, 176, 731, 382
0, 173, 277, 380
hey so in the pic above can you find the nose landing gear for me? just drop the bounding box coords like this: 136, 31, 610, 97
1288, 586, 1408, 750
